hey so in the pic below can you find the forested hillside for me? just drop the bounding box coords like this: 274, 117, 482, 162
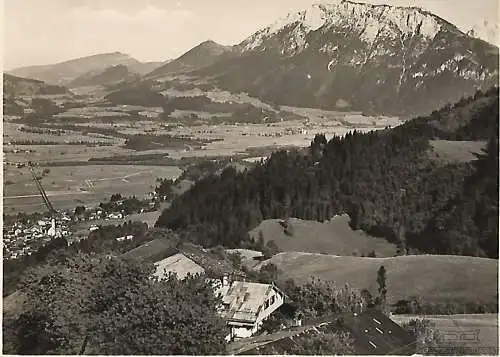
156, 87, 499, 258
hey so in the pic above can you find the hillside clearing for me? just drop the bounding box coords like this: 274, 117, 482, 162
430, 140, 486, 163
249, 215, 398, 257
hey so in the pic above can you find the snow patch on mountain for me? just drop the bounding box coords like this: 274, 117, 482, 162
269, 4, 326, 34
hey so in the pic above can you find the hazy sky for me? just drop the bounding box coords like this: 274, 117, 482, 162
4, 0, 499, 69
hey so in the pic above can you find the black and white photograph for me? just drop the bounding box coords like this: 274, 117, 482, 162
2, 0, 499, 355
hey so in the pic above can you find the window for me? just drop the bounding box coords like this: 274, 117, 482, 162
270, 295, 275, 305
264, 300, 269, 309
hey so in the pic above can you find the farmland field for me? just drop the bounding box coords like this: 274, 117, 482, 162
255, 253, 498, 304
3, 165, 182, 214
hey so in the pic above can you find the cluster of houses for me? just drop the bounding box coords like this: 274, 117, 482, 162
244, 128, 308, 138
122, 239, 416, 354
3, 215, 72, 260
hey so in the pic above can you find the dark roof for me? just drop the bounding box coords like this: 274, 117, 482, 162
122, 240, 246, 278
342, 309, 416, 355
229, 309, 416, 355
179, 243, 245, 278
121, 238, 178, 262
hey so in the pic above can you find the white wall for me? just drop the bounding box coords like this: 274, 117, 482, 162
256, 287, 284, 324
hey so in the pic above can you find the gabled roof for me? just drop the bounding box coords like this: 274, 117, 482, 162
220, 281, 281, 324
152, 253, 205, 280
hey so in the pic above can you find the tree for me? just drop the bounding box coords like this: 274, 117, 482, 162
262, 240, 280, 259
74, 205, 86, 216
155, 178, 174, 199
284, 278, 364, 319
360, 288, 374, 308
403, 319, 442, 355
110, 193, 122, 202
257, 230, 265, 250
283, 218, 295, 236
5, 253, 227, 355
258, 263, 279, 284
376, 265, 388, 313
294, 331, 355, 355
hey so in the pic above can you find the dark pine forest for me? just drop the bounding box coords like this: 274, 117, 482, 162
156, 87, 499, 259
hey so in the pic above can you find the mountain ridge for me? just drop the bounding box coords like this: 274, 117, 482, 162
8, 52, 166, 85
3, 73, 70, 96
145, 40, 238, 79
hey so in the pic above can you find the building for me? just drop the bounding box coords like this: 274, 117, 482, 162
152, 253, 206, 280
228, 308, 417, 355
47, 219, 56, 237
340, 308, 417, 355
220, 281, 285, 341
123, 239, 285, 341
138, 111, 161, 119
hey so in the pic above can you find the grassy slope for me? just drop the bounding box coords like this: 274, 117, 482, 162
256, 253, 498, 304
429, 140, 486, 164
249, 215, 398, 257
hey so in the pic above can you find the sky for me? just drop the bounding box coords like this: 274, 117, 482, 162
3, 0, 499, 70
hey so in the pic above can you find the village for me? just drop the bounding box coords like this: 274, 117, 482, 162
2, 191, 163, 261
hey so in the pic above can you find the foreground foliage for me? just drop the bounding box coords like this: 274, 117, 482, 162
3, 253, 227, 355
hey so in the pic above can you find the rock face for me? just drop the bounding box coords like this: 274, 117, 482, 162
195, 1, 498, 116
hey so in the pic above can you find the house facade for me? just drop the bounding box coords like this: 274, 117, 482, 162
220, 281, 285, 341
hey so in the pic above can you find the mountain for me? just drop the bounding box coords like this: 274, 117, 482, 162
8, 52, 161, 85
188, 1, 498, 116
131, 60, 170, 75
156, 86, 499, 258
3, 73, 70, 96
145, 40, 238, 79
68, 64, 140, 88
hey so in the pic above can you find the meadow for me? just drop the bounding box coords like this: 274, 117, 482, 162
255, 253, 498, 304
249, 215, 398, 257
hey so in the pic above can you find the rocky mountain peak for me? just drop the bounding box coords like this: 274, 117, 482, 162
240, 1, 459, 55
